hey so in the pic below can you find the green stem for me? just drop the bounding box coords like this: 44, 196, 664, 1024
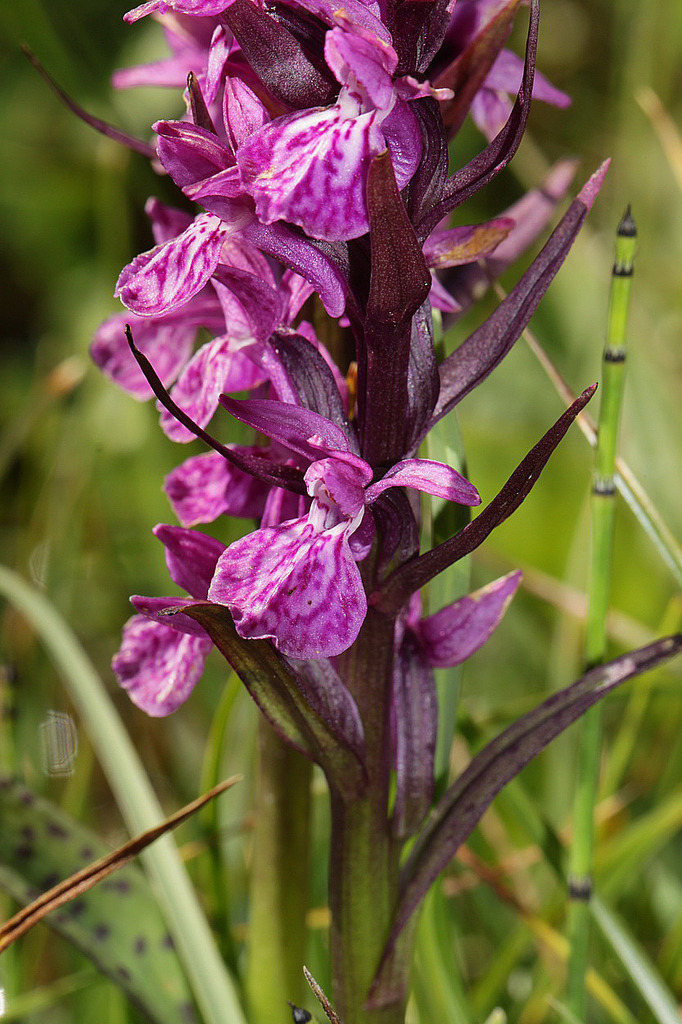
246, 719, 312, 1024
330, 608, 404, 1024
566, 208, 637, 1017
0, 565, 246, 1024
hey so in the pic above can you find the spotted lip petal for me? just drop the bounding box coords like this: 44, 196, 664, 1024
160, 337, 267, 442
113, 615, 212, 717
208, 517, 367, 658
164, 449, 269, 526
115, 212, 229, 317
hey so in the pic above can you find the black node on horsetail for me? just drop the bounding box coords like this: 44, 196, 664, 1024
565, 207, 637, 1018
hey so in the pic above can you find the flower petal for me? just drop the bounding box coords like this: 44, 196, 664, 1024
220, 396, 352, 460
209, 518, 367, 658
160, 337, 266, 442
417, 571, 522, 667
112, 614, 212, 716
115, 212, 228, 316
90, 311, 196, 400
364, 458, 481, 506
153, 523, 225, 597
164, 450, 270, 526
238, 105, 385, 240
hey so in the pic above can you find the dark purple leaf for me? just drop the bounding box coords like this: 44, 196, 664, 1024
442, 157, 579, 320
430, 162, 609, 423
415, 0, 538, 240
285, 657, 366, 769
125, 325, 307, 495
404, 300, 440, 453
368, 634, 682, 1006
186, 71, 216, 134
374, 385, 596, 614
391, 634, 437, 839
404, 99, 450, 236
269, 331, 358, 447
366, 151, 432, 329
361, 151, 432, 465
179, 603, 367, 802
220, 1, 336, 109
435, 0, 522, 137
392, 0, 451, 76
372, 489, 421, 578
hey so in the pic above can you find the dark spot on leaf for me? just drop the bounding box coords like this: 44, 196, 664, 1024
117, 965, 131, 982
133, 936, 147, 956
47, 822, 69, 839
102, 878, 131, 894
93, 924, 111, 941
69, 900, 87, 918
40, 873, 60, 891
181, 1002, 199, 1024
20, 790, 35, 805
161, 933, 175, 950
80, 846, 94, 861
21, 827, 35, 842
15, 844, 34, 860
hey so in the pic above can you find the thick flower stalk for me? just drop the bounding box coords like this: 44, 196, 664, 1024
81, 1, 680, 1022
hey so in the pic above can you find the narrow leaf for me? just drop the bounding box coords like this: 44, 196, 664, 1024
21, 46, 155, 159
436, 0, 523, 137
0, 778, 239, 954
431, 162, 609, 423
0, 778, 233, 1023
220, 1, 336, 109
374, 385, 596, 614
591, 896, 682, 1024
369, 635, 682, 1004
415, 0, 538, 239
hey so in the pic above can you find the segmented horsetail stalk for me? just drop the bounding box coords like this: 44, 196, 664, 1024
565, 207, 637, 1017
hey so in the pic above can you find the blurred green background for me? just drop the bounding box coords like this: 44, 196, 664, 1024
1, 1, 682, 1022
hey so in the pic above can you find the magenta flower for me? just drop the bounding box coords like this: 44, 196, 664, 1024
237, 18, 450, 240
208, 398, 481, 657
112, 525, 225, 715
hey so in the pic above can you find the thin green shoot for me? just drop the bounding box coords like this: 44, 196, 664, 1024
565, 208, 637, 1017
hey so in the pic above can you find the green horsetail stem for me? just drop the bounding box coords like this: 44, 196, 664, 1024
565, 208, 637, 1018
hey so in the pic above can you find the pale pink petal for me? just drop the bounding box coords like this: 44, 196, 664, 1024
324, 24, 397, 107
209, 518, 367, 658
154, 523, 225, 596
115, 212, 228, 316
417, 571, 522, 667
160, 337, 267, 442
90, 311, 195, 399
164, 450, 269, 526
112, 615, 212, 716
124, 0, 232, 25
